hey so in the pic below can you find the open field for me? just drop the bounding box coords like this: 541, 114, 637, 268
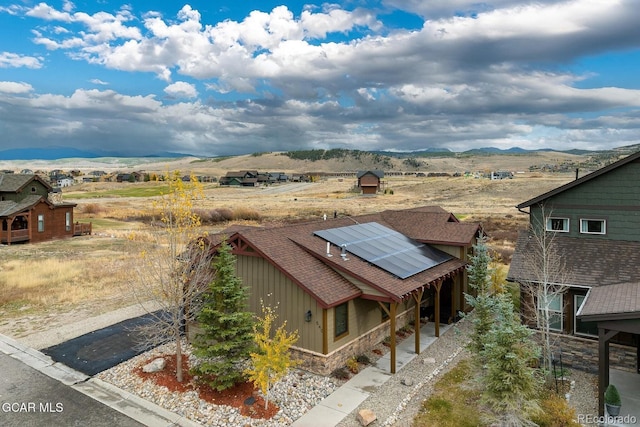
1, 152, 581, 342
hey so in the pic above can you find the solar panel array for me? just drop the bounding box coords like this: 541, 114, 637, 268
314, 222, 452, 279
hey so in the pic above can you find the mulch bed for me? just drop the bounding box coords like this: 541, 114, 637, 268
135, 355, 279, 419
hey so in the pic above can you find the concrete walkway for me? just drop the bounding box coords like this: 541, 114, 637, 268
0, 333, 201, 427
292, 322, 451, 427
607, 368, 640, 427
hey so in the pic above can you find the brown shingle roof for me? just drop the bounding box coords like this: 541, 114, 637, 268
577, 283, 640, 321
211, 207, 478, 307
508, 230, 640, 287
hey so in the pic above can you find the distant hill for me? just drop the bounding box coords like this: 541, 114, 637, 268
0, 147, 193, 160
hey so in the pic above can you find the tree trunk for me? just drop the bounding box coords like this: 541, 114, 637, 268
176, 338, 183, 383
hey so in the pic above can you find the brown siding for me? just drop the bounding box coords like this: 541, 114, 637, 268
30, 202, 74, 243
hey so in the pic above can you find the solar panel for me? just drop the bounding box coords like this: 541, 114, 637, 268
314, 222, 452, 279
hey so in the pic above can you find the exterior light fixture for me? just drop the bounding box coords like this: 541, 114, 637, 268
305, 310, 312, 322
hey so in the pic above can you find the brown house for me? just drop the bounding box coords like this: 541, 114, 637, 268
0, 174, 86, 244
357, 170, 384, 194
198, 206, 481, 375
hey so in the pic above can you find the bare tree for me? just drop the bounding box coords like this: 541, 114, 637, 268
519, 205, 572, 379
130, 172, 213, 382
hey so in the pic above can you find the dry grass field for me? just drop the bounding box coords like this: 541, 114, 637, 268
0, 152, 584, 340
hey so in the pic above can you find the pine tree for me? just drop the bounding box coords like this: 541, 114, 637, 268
464, 233, 495, 363
191, 242, 254, 391
245, 303, 300, 409
483, 292, 540, 417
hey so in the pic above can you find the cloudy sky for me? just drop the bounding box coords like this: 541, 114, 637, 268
1, 0, 639, 157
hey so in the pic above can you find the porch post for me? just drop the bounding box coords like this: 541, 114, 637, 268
390, 302, 397, 374
434, 280, 443, 337
413, 288, 424, 354
7, 217, 14, 245
598, 327, 618, 416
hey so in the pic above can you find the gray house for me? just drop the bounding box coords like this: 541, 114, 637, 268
508, 151, 640, 416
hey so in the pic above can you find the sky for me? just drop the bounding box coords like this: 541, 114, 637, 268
1, 0, 640, 157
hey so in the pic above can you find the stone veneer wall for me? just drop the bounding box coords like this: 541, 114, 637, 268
292, 309, 414, 376
538, 331, 637, 374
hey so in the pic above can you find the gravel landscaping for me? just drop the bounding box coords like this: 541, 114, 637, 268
94, 316, 599, 426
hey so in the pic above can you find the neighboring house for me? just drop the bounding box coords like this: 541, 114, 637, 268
0, 174, 85, 244
357, 170, 384, 194
197, 206, 481, 375
56, 177, 75, 187
508, 151, 640, 415
219, 170, 259, 186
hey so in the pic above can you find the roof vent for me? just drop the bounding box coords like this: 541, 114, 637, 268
340, 244, 349, 261
326, 241, 332, 257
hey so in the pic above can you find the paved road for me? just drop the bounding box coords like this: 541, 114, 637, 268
0, 352, 143, 427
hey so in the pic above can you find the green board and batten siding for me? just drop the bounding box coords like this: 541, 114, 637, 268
235, 255, 324, 353
530, 158, 640, 242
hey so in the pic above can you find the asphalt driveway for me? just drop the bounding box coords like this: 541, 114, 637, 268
41, 312, 160, 376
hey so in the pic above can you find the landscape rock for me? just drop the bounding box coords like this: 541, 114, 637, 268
401, 378, 414, 386
357, 409, 377, 426
142, 357, 166, 373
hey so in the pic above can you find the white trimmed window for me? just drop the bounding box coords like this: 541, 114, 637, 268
546, 217, 569, 232
65, 212, 71, 231
580, 219, 606, 235
538, 293, 563, 332
37, 214, 44, 232
574, 294, 598, 337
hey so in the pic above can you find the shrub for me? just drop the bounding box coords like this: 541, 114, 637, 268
82, 203, 104, 215
346, 356, 359, 374
330, 367, 350, 380
531, 391, 580, 427
605, 384, 621, 406
232, 207, 261, 221
356, 354, 371, 365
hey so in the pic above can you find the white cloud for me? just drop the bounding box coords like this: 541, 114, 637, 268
164, 81, 198, 98
89, 79, 108, 85
0, 52, 43, 68
0, 81, 34, 94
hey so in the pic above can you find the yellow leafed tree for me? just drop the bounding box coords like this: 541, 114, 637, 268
245, 303, 300, 410
131, 171, 213, 382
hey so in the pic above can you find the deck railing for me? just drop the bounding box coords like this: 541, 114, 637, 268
73, 222, 92, 236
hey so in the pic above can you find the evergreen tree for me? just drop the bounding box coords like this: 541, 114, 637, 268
191, 242, 254, 391
483, 292, 540, 416
464, 233, 495, 363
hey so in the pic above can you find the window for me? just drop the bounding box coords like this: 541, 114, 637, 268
575, 294, 598, 337
65, 212, 71, 231
334, 303, 348, 338
31, 186, 37, 193
546, 217, 569, 232
538, 293, 563, 332
37, 214, 44, 232
580, 219, 606, 235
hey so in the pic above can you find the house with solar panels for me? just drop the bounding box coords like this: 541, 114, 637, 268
197, 206, 481, 375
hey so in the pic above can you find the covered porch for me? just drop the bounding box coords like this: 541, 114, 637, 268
0, 212, 31, 244
576, 282, 640, 418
